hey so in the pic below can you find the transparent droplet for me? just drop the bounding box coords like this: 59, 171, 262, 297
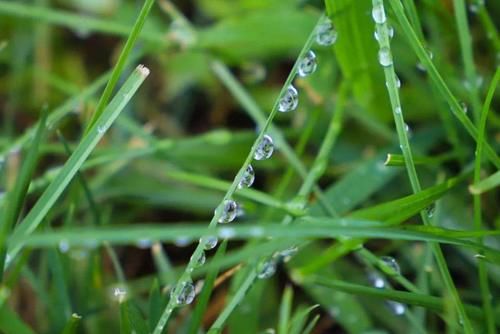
374, 25, 394, 41
217, 200, 238, 224
278, 85, 299, 112
59, 240, 70, 253
254, 135, 274, 160
380, 256, 401, 275
368, 272, 386, 289
386, 300, 406, 315
238, 164, 255, 189
257, 258, 277, 279
112, 286, 128, 303
395, 75, 401, 88
136, 238, 152, 249
394, 106, 402, 114
191, 251, 206, 267
298, 50, 317, 77
378, 47, 393, 67
417, 47, 433, 71
97, 125, 107, 134
200, 236, 218, 250
426, 205, 435, 218
316, 19, 338, 46
174, 237, 192, 247
460, 101, 468, 113
277, 246, 298, 263
172, 281, 196, 305
372, 3, 387, 24
404, 123, 410, 133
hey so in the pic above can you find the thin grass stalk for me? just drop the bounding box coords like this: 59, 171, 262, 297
372, 0, 473, 331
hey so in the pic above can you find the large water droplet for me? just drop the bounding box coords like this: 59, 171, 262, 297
254, 135, 274, 160
378, 47, 393, 67
394, 106, 402, 114
217, 200, 238, 224
374, 25, 394, 42
368, 272, 386, 289
257, 258, 277, 279
386, 300, 406, 315
200, 236, 218, 250
380, 256, 401, 275
298, 50, 317, 77
316, 19, 338, 46
372, 4, 387, 24
238, 164, 255, 189
172, 281, 196, 305
191, 251, 206, 267
278, 85, 299, 112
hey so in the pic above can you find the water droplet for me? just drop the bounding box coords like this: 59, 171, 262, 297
59, 240, 70, 253
112, 286, 128, 303
191, 251, 206, 267
174, 237, 192, 247
254, 135, 274, 160
380, 256, 401, 275
172, 281, 196, 305
372, 3, 387, 24
136, 238, 152, 249
219, 227, 236, 239
426, 205, 435, 218
298, 50, 317, 77
278, 85, 299, 112
257, 258, 277, 279
460, 101, 468, 113
374, 25, 394, 42
316, 19, 338, 46
395, 75, 401, 88
394, 106, 402, 114
404, 123, 410, 132
200, 236, 218, 250
368, 272, 386, 289
238, 164, 255, 189
249, 226, 264, 237
378, 47, 393, 67
386, 300, 406, 315
217, 200, 238, 224
277, 246, 298, 262
97, 124, 107, 134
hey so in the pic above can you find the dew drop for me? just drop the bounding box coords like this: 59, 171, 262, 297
386, 300, 406, 315
254, 135, 274, 160
191, 251, 206, 267
316, 19, 338, 46
374, 25, 394, 42
238, 164, 255, 189
217, 200, 238, 224
394, 106, 402, 114
278, 85, 299, 112
59, 240, 70, 253
136, 238, 152, 249
395, 75, 401, 88
460, 101, 468, 113
174, 237, 192, 247
368, 272, 386, 289
378, 47, 393, 67
172, 281, 196, 305
298, 50, 318, 77
380, 256, 401, 275
277, 246, 298, 262
257, 258, 277, 279
97, 124, 107, 134
200, 236, 218, 250
372, 3, 387, 24
426, 205, 435, 218
112, 286, 128, 303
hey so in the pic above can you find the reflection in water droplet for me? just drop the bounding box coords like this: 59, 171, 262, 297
257, 258, 277, 279
298, 50, 318, 77
316, 19, 338, 46
238, 164, 255, 189
378, 47, 393, 67
368, 272, 386, 289
254, 135, 274, 161
217, 200, 238, 224
278, 85, 299, 112
191, 251, 206, 267
172, 281, 196, 305
386, 300, 406, 315
460, 101, 468, 114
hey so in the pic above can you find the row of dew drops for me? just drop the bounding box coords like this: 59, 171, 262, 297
170, 17, 339, 307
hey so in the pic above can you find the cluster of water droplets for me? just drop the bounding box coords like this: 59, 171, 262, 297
367, 256, 406, 316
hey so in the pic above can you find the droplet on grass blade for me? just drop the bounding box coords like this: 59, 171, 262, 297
278, 85, 299, 112
372, 3, 387, 24
297, 50, 317, 77
257, 258, 277, 279
368, 272, 386, 289
200, 236, 218, 250
191, 251, 206, 267
380, 256, 401, 275
386, 300, 406, 315
378, 47, 393, 67
316, 19, 338, 46
217, 200, 238, 224
254, 135, 274, 160
171, 281, 196, 305
238, 164, 255, 189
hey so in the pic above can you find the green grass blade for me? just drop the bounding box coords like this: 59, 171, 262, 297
84, 0, 155, 132
470, 170, 500, 194
61, 314, 82, 334
7, 65, 149, 260
0, 304, 35, 334
278, 286, 293, 334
